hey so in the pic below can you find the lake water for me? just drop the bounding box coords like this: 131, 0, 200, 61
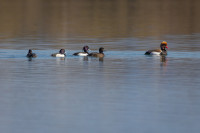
0, 0, 200, 133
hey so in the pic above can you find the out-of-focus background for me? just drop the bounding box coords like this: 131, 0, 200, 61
1, 0, 200, 50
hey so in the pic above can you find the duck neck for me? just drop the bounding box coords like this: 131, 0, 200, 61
84, 50, 88, 53
99, 50, 103, 53
161, 47, 167, 51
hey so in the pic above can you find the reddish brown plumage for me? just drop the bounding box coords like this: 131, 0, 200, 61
88, 47, 104, 58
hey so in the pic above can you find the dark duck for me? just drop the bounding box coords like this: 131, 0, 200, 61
88, 47, 104, 58
26, 49, 37, 58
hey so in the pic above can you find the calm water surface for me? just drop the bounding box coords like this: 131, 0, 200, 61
0, 0, 200, 133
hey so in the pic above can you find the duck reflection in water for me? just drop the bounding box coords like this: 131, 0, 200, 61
160, 55, 167, 62
82, 56, 104, 62
160, 55, 168, 67
99, 57, 104, 62
57, 57, 65, 61
83, 56, 89, 61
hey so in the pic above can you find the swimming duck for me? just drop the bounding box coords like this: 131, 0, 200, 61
88, 47, 104, 58
51, 49, 66, 57
145, 41, 168, 55
73, 46, 90, 56
26, 49, 37, 58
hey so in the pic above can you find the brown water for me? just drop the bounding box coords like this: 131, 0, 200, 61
0, 0, 200, 133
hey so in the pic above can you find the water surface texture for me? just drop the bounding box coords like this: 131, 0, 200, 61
0, 0, 200, 133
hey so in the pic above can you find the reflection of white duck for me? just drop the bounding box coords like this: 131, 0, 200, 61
51, 49, 66, 57
145, 41, 168, 55
73, 46, 90, 56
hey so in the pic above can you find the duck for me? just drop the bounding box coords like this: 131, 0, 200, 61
51, 49, 66, 57
145, 41, 168, 55
26, 49, 37, 58
73, 46, 90, 56
88, 47, 104, 58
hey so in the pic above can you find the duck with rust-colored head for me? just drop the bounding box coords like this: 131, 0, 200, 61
51, 49, 66, 57
88, 47, 104, 58
73, 46, 90, 56
26, 49, 37, 58
145, 41, 168, 55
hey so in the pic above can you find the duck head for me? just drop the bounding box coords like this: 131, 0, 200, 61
59, 49, 66, 54
83, 46, 90, 53
28, 49, 33, 54
99, 47, 104, 53
160, 41, 168, 51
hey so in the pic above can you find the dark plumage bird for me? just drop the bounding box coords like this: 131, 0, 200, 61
88, 47, 104, 58
73, 46, 90, 56
26, 49, 37, 58
51, 49, 66, 57
145, 41, 168, 55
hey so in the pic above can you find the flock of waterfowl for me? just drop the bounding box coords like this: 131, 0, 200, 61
26, 41, 168, 58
